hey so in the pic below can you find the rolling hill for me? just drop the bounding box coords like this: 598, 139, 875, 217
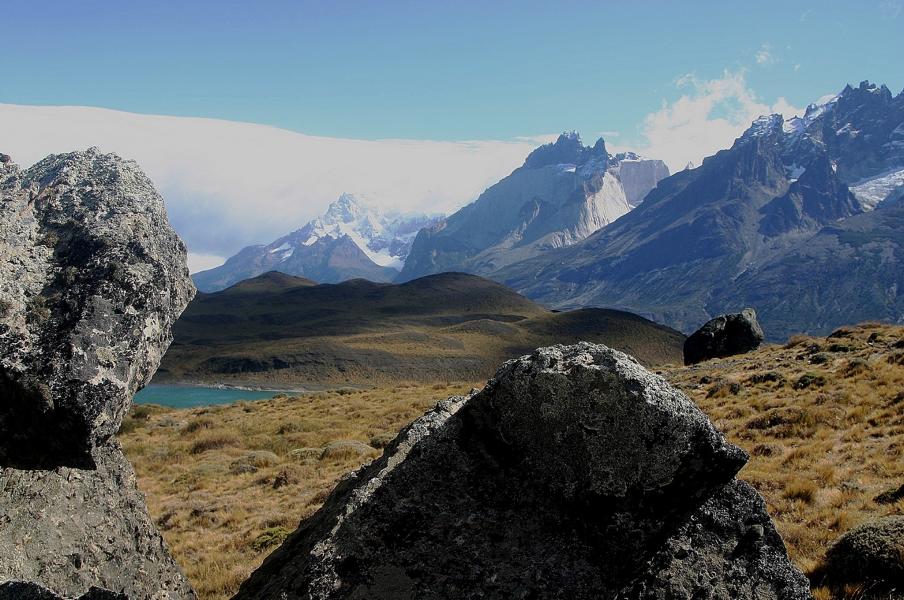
156, 271, 684, 386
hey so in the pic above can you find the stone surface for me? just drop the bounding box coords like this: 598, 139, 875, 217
236, 343, 805, 599
822, 516, 904, 593
0, 148, 195, 467
0, 580, 127, 599
0, 150, 195, 598
0, 442, 195, 599
617, 480, 811, 599
683, 308, 765, 365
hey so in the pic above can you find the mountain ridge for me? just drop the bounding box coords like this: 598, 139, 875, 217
193, 194, 442, 292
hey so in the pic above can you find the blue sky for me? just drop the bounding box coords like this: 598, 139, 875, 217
3, 0, 902, 144
2, 1, 901, 271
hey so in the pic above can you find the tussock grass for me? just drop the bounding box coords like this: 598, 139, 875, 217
121, 323, 904, 600
120, 382, 470, 600
666, 323, 904, 598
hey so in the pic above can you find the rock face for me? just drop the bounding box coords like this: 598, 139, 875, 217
398, 133, 669, 281
0, 149, 195, 599
0, 148, 195, 467
236, 343, 808, 600
0, 581, 126, 599
683, 309, 765, 365
0, 442, 195, 599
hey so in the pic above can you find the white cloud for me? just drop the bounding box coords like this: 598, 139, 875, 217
612, 70, 805, 172
0, 104, 535, 259
755, 44, 775, 66
187, 252, 228, 274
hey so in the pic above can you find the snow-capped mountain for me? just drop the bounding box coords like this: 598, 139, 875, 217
500, 80, 904, 340
399, 132, 670, 281
193, 194, 442, 292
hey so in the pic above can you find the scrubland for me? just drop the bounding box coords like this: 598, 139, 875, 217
120, 323, 904, 600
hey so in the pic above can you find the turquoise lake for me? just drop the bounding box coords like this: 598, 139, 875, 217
133, 384, 284, 408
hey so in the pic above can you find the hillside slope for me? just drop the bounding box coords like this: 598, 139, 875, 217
157, 271, 684, 385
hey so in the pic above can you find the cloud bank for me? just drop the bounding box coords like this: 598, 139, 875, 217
0, 104, 535, 271
616, 70, 805, 172
0, 74, 804, 271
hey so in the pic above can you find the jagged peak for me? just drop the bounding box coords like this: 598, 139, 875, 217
523, 131, 609, 169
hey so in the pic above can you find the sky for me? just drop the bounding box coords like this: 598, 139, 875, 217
2, 0, 902, 271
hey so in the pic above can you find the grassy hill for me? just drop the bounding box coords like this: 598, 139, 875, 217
122, 322, 904, 600
157, 271, 685, 386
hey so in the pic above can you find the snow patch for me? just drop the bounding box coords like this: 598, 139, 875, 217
850, 168, 904, 210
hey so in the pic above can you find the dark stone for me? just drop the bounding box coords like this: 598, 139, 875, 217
0, 581, 127, 599
875, 483, 904, 505
819, 516, 904, 596
617, 480, 811, 599
684, 308, 765, 365
235, 343, 805, 600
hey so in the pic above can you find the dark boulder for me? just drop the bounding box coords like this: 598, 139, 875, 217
819, 516, 904, 597
618, 480, 811, 599
684, 308, 765, 365
235, 343, 806, 600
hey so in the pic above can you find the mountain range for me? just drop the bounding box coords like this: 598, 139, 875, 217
500, 81, 904, 339
193, 194, 441, 292
399, 133, 669, 280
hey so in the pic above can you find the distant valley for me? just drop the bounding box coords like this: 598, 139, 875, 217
158, 271, 684, 386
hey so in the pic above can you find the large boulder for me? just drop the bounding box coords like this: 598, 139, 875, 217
683, 308, 765, 365
235, 343, 807, 599
0, 148, 194, 467
618, 480, 811, 599
819, 516, 904, 596
0, 443, 194, 599
0, 150, 195, 599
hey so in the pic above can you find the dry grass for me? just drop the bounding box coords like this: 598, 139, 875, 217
119, 381, 472, 600
121, 323, 904, 599
662, 323, 904, 597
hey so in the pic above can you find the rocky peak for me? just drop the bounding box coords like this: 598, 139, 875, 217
523, 131, 609, 169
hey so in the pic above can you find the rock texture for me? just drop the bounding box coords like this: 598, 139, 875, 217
0, 149, 195, 599
0, 581, 126, 599
683, 308, 765, 365
820, 516, 904, 595
0, 443, 194, 599
0, 148, 195, 466
236, 343, 807, 600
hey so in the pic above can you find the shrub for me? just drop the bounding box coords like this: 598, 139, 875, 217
182, 417, 215, 435
794, 373, 826, 390
783, 479, 817, 504
190, 433, 240, 454
250, 527, 291, 553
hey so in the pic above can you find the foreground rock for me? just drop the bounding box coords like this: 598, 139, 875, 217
0, 148, 195, 466
684, 308, 765, 365
0, 150, 195, 598
0, 443, 192, 599
236, 343, 807, 599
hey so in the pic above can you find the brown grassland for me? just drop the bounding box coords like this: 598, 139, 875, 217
120, 323, 904, 600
